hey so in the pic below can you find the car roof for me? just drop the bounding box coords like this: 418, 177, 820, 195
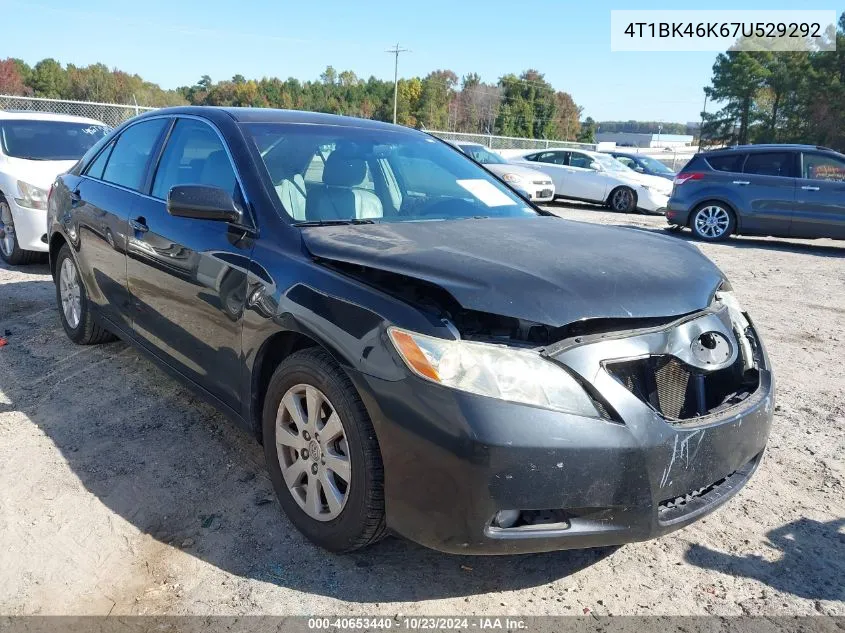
136, 106, 415, 133
705, 143, 840, 154
0, 110, 106, 125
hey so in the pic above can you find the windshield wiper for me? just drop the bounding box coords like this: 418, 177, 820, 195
293, 218, 376, 227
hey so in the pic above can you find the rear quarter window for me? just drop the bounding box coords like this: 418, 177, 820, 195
705, 153, 746, 173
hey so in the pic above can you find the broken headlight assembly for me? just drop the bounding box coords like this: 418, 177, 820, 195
388, 327, 600, 417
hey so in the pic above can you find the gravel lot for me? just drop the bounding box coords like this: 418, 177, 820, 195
1, 204, 843, 617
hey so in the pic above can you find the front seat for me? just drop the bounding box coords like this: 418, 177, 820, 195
276, 174, 307, 221
306, 153, 383, 221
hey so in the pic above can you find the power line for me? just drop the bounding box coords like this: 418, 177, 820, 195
386, 42, 410, 124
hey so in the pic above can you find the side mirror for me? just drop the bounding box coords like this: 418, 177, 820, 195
590, 162, 603, 172
167, 185, 241, 222
635, 166, 645, 173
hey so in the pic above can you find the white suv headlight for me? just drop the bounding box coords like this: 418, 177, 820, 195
15, 181, 48, 210
388, 327, 600, 417
500, 173, 524, 183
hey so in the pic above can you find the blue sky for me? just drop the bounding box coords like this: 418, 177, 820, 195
2, 0, 831, 122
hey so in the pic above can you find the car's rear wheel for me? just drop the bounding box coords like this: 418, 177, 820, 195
54, 245, 116, 344
608, 187, 637, 213
0, 199, 39, 266
262, 348, 386, 552
690, 203, 735, 241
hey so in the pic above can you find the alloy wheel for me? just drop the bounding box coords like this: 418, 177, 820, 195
694, 205, 730, 239
59, 258, 82, 329
0, 202, 15, 258
612, 188, 634, 212
275, 384, 351, 522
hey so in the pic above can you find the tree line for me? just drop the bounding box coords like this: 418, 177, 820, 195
0, 58, 587, 140
701, 13, 845, 150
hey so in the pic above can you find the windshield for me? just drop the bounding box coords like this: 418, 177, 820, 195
635, 155, 675, 174
457, 143, 507, 165
594, 154, 630, 172
0, 120, 109, 161
245, 123, 536, 224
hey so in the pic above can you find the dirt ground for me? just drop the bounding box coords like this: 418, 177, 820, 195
0, 204, 843, 617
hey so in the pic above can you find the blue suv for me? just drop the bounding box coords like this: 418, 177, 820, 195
666, 144, 845, 241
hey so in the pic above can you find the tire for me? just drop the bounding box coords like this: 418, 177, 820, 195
690, 202, 736, 241
54, 245, 116, 345
608, 187, 637, 213
262, 347, 386, 552
0, 198, 40, 266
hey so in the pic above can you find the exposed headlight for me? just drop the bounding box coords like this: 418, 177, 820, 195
388, 327, 600, 417
713, 288, 754, 369
15, 181, 48, 210
501, 173, 524, 183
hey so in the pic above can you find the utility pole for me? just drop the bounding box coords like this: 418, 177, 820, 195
698, 92, 708, 151
386, 42, 410, 124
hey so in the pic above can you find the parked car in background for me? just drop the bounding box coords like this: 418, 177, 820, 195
48, 106, 772, 555
604, 151, 677, 180
667, 144, 845, 241
510, 148, 672, 214
450, 141, 554, 203
0, 111, 109, 265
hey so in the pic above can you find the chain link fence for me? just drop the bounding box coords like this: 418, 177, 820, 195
0, 95, 156, 128
426, 130, 596, 152
0, 96, 695, 169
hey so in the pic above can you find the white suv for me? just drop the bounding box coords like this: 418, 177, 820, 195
0, 112, 109, 264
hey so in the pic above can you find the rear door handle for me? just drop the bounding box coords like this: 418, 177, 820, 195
732, 180, 751, 186
801, 185, 820, 191
129, 217, 149, 233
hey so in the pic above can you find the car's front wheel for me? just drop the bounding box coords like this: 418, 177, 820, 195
690, 203, 735, 241
608, 187, 637, 213
262, 348, 386, 552
54, 244, 116, 344
0, 199, 40, 265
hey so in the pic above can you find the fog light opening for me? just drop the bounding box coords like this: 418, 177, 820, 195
493, 509, 520, 529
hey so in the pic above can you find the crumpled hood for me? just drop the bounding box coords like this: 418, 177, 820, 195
301, 216, 724, 328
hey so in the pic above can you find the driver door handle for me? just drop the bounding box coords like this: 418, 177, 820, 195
732, 180, 751, 186
801, 185, 820, 191
129, 217, 149, 233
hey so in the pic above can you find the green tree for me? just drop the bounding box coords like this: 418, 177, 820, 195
31, 58, 67, 98
577, 117, 597, 143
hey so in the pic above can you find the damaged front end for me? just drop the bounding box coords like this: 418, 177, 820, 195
312, 256, 773, 553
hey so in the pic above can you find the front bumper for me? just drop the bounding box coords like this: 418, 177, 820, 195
5, 199, 48, 252
637, 188, 671, 214
514, 183, 555, 203
350, 311, 774, 555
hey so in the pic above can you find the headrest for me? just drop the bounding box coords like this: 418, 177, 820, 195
323, 152, 366, 187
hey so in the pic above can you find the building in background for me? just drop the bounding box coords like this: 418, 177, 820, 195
595, 132, 693, 149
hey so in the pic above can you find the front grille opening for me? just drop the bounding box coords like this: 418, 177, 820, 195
607, 348, 760, 422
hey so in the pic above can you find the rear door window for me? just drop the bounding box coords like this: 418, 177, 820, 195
705, 153, 746, 173
85, 142, 115, 180
801, 153, 845, 181
743, 152, 795, 177
102, 119, 169, 191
